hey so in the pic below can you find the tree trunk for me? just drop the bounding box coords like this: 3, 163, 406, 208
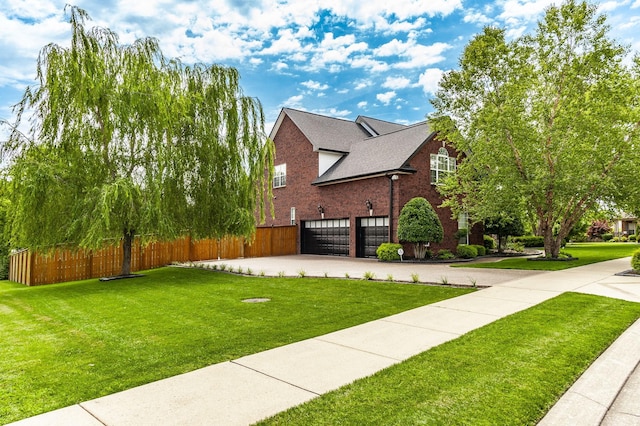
543, 231, 562, 258
497, 234, 504, 253
121, 229, 134, 276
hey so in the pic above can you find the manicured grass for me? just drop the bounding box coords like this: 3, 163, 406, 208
0, 267, 472, 424
259, 293, 640, 425
456, 242, 640, 270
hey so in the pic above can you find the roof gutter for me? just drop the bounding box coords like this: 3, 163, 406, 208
311, 167, 416, 186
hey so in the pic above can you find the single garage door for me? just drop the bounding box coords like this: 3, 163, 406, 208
356, 217, 389, 258
301, 219, 350, 256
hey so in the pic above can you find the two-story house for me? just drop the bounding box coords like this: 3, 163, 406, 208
261, 108, 482, 258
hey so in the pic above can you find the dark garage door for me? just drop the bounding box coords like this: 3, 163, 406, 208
356, 217, 389, 258
302, 219, 350, 256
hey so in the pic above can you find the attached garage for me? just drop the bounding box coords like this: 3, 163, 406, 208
301, 219, 350, 256
356, 217, 389, 258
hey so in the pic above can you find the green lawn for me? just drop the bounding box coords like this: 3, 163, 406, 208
457, 242, 640, 270
259, 293, 640, 425
0, 267, 472, 424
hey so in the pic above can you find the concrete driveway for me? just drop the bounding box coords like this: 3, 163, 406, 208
195, 254, 547, 287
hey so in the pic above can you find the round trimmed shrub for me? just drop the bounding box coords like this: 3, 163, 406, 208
397, 197, 443, 259
471, 244, 486, 256
632, 249, 640, 271
376, 243, 403, 261
602, 233, 613, 242
457, 244, 478, 259
483, 235, 495, 250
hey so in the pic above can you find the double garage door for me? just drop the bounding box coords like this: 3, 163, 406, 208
301, 217, 388, 257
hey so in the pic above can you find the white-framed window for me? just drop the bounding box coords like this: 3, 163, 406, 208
458, 211, 469, 230
273, 164, 286, 188
430, 147, 456, 184
290, 207, 296, 225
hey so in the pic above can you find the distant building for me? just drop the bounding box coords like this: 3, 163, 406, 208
612, 215, 638, 237
260, 108, 482, 258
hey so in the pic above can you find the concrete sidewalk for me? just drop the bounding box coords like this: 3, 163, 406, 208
9, 257, 640, 426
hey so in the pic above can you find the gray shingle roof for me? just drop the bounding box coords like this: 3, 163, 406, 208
313, 121, 434, 185
355, 116, 407, 136
271, 108, 435, 186
279, 108, 370, 153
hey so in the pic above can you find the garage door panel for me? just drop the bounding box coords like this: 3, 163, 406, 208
357, 217, 389, 258
302, 219, 350, 256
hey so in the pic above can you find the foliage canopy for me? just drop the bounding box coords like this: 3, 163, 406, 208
429, 0, 640, 258
397, 197, 443, 258
484, 214, 525, 253
3, 7, 273, 274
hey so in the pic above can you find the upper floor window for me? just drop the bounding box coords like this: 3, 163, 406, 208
273, 164, 286, 188
430, 147, 456, 184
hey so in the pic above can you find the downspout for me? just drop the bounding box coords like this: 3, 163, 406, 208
388, 174, 399, 242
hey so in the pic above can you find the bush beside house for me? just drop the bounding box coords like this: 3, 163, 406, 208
376, 243, 403, 261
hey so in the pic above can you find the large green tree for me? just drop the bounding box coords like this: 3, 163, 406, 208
3, 6, 273, 275
430, 0, 640, 258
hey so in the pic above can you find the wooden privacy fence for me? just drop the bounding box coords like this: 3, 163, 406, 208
9, 226, 297, 286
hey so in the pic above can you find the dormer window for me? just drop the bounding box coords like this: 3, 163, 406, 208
273, 164, 286, 188
430, 147, 456, 184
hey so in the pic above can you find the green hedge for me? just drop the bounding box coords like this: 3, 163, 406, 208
471, 244, 486, 256
456, 244, 478, 259
512, 236, 544, 247
376, 243, 403, 261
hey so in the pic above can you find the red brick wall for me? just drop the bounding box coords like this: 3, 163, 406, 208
262, 115, 481, 256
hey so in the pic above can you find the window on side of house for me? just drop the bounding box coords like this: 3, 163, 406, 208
430, 147, 456, 185
273, 164, 286, 188
458, 211, 469, 231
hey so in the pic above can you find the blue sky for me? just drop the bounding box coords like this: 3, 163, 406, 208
1, 0, 640, 137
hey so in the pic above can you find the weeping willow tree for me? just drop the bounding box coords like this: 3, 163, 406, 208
4, 6, 273, 276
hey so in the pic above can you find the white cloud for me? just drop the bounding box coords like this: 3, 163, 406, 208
382, 76, 412, 89
272, 61, 289, 71
374, 17, 430, 34
260, 28, 307, 55
376, 91, 396, 105
313, 107, 351, 117
375, 39, 406, 56
463, 11, 494, 25
357, 101, 368, 108
301, 80, 329, 90
350, 56, 390, 72
498, 0, 556, 24
417, 68, 444, 95
327, 0, 462, 24
598, 1, 626, 13
283, 94, 304, 108
354, 80, 372, 90
375, 38, 450, 69
304, 33, 369, 71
